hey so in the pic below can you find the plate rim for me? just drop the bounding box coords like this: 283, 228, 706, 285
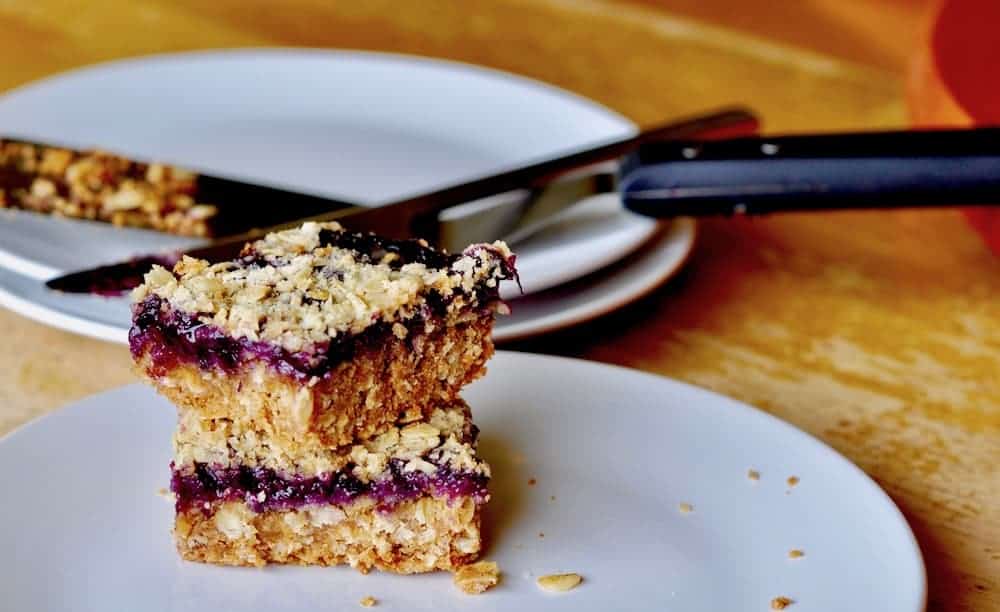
0, 46, 637, 148
493, 218, 697, 342
0, 350, 928, 611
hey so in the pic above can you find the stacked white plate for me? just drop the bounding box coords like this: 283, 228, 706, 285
0, 49, 697, 343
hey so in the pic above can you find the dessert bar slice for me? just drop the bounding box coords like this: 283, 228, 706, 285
171, 401, 490, 573
0, 140, 353, 237
0, 140, 217, 236
130, 221, 515, 447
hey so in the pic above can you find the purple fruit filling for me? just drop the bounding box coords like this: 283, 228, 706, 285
129, 233, 516, 379
78, 254, 182, 297
129, 294, 432, 380
171, 459, 489, 514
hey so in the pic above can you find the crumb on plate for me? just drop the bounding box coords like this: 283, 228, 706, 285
771, 596, 794, 609
787, 476, 800, 487
748, 469, 760, 481
528, 478, 537, 486
359, 596, 377, 607
678, 502, 694, 514
537, 573, 583, 592
453, 561, 500, 594
788, 549, 805, 559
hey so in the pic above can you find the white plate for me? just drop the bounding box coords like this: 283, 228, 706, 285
0, 49, 656, 306
0, 352, 925, 611
0, 49, 689, 344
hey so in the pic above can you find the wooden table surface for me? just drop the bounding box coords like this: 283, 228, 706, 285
1, 1, 996, 610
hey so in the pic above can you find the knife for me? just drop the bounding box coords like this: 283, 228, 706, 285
44, 107, 760, 294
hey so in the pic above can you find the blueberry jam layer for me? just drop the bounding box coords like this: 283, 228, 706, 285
130, 295, 429, 380
316, 228, 458, 270
129, 293, 485, 380
171, 459, 489, 514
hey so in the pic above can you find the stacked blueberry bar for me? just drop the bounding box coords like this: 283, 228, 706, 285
130, 221, 515, 572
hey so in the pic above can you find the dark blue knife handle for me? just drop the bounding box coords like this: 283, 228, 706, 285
620, 128, 1000, 217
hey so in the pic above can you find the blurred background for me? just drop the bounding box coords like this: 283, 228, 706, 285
1, 1, 926, 130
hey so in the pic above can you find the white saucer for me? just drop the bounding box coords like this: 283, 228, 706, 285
0, 49, 688, 343
0, 352, 925, 611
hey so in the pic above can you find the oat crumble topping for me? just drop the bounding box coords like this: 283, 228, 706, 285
133, 221, 514, 353
175, 401, 489, 480
0, 140, 216, 236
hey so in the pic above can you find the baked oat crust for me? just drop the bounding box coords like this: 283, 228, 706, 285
173, 398, 486, 480
0, 140, 217, 236
175, 497, 483, 573
137, 316, 493, 447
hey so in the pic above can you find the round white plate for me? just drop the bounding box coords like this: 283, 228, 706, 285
0, 352, 925, 611
0, 50, 657, 315
0, 49, 688, 344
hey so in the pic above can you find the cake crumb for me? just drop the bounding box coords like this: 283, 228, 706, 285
678, 502, 694, 514
453, 561, 500, 594
748, 469, 760, 481
537, 573, 583, 592
771, 596, 794, 609
359, 596, 377, 607
538, 532, 545, 538
788, 549, 805, 559
550, 495, 556, 501
787, 476, 800, 487
528, 478, 537, 486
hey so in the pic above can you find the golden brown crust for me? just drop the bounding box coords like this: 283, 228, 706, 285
139, 317, 493, 447
175, 497, 483, 573
173, 398, 486, 479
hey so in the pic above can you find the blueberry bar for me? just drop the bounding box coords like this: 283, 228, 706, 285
0, 140, 218, 236
130, 221, 515, 447
171, 400, 490, 572
0, 140, 361, 237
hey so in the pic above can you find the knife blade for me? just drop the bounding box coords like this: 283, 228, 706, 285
43, 107, 759, 294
